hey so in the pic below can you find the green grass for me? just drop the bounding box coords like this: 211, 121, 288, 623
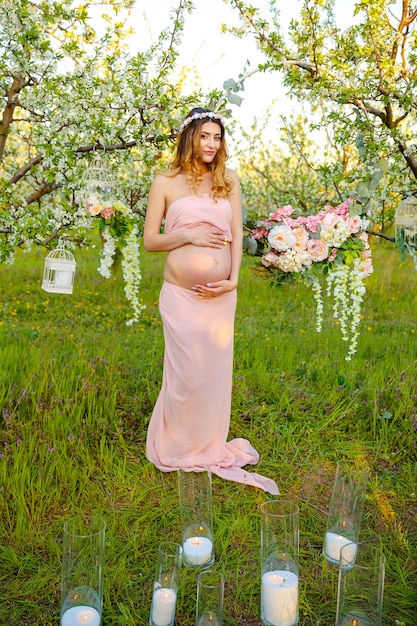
0, 237, 416, 625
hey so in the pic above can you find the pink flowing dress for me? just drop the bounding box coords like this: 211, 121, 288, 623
146, 195, 279, 495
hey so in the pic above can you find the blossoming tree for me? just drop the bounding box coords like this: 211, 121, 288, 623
226, 0, 417, 218
0, 0, 219, 321
217, 0, 417, 356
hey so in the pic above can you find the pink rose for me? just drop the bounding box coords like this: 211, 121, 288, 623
262, 251, 280, 267
307, 238, 329, 262
101, 207, 115, 220
292, 226, 309, 252
268, 224, 296, 251
321, 212, 342, 230
346, 215, 362, 234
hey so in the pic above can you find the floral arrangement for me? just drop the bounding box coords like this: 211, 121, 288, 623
85, 198, 145, 325
249, 198, 373, 360
179, 111, 226, 132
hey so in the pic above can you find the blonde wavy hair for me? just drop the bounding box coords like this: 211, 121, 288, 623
167, 107, 233, 199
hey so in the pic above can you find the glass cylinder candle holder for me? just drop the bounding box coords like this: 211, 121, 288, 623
196, 568, 224, 626
178, 468, 214, 569
260, 500, 299, 626
60, 515, 106, 626
150, 542, 182, 626
324, 461, 370, 566
336, 542, 385, 626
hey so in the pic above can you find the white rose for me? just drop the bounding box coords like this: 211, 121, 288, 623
268, 224, 296, 251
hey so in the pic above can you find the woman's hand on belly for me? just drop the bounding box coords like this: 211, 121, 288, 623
165, 242, 232, 291
187, 223, 229, 248
192, 278, 236, 298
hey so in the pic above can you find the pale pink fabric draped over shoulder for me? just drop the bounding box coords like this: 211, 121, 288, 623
146, 194, 279, 495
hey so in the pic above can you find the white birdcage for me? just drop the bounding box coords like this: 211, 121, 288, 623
395, 195, 417, 247
41, 248, 76, 294
78, 153, 115, 206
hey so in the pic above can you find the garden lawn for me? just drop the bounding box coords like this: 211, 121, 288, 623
0, 237, 416, 625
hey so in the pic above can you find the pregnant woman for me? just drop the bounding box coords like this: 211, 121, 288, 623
143, 107, 278, 495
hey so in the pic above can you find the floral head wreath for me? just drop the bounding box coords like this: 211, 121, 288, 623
179, 111, 226, 132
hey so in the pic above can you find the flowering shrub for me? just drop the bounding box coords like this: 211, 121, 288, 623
249, 198, 373, 360
86, 198, 145, 324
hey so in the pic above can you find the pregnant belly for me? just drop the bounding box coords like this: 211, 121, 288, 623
164, 245, 232, 289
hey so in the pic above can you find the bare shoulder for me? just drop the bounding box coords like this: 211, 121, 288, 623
226, 167, 240, 183
150, 172, 171, 193
226, 167, 241, 197
148, 173, 173, 207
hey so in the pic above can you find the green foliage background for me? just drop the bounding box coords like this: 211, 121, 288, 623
0, 238, 416, 625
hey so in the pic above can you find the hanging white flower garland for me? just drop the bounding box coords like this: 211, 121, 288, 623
325, 259, 366, 361
121, 224, 146, 326
98, 226, 117, 279
97, 224, 145, 324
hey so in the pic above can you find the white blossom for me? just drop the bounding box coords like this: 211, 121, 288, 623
97, 227, 117, 278
121, 225, 145, 325
326, 259, 366, 360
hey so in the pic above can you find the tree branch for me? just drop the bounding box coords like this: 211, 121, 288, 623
213, 67, 260, 112
0, 74, 30, 162
367, 228, 417, 250
397, 140, 417, 179
6, 132, 176, 191
8, 155, 43, 185
21, 182, 60, 207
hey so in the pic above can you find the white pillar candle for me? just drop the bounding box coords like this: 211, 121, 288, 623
183, 536, 213, 566
325, 532, 358, 565
197, 613, 220, 626
261, 570, 298, 626
151, 587, 176, 626
54, 270, 73, 288
61, 606, 100, 626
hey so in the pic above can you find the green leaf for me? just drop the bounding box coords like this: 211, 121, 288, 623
243, 236, 258, 255
227, 93, 244, 106
223, 78, 239, 91
356, 134, 367, 158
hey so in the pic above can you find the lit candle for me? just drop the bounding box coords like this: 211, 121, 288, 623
183, 536, 213, 566
261, 570, 298, 626
197, 613, 220, 626
325, 532, 358, 565
340, 614, 372, 626
151, 587, 177, 626
54, 270, 73, 289
61, 606, 100, 626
